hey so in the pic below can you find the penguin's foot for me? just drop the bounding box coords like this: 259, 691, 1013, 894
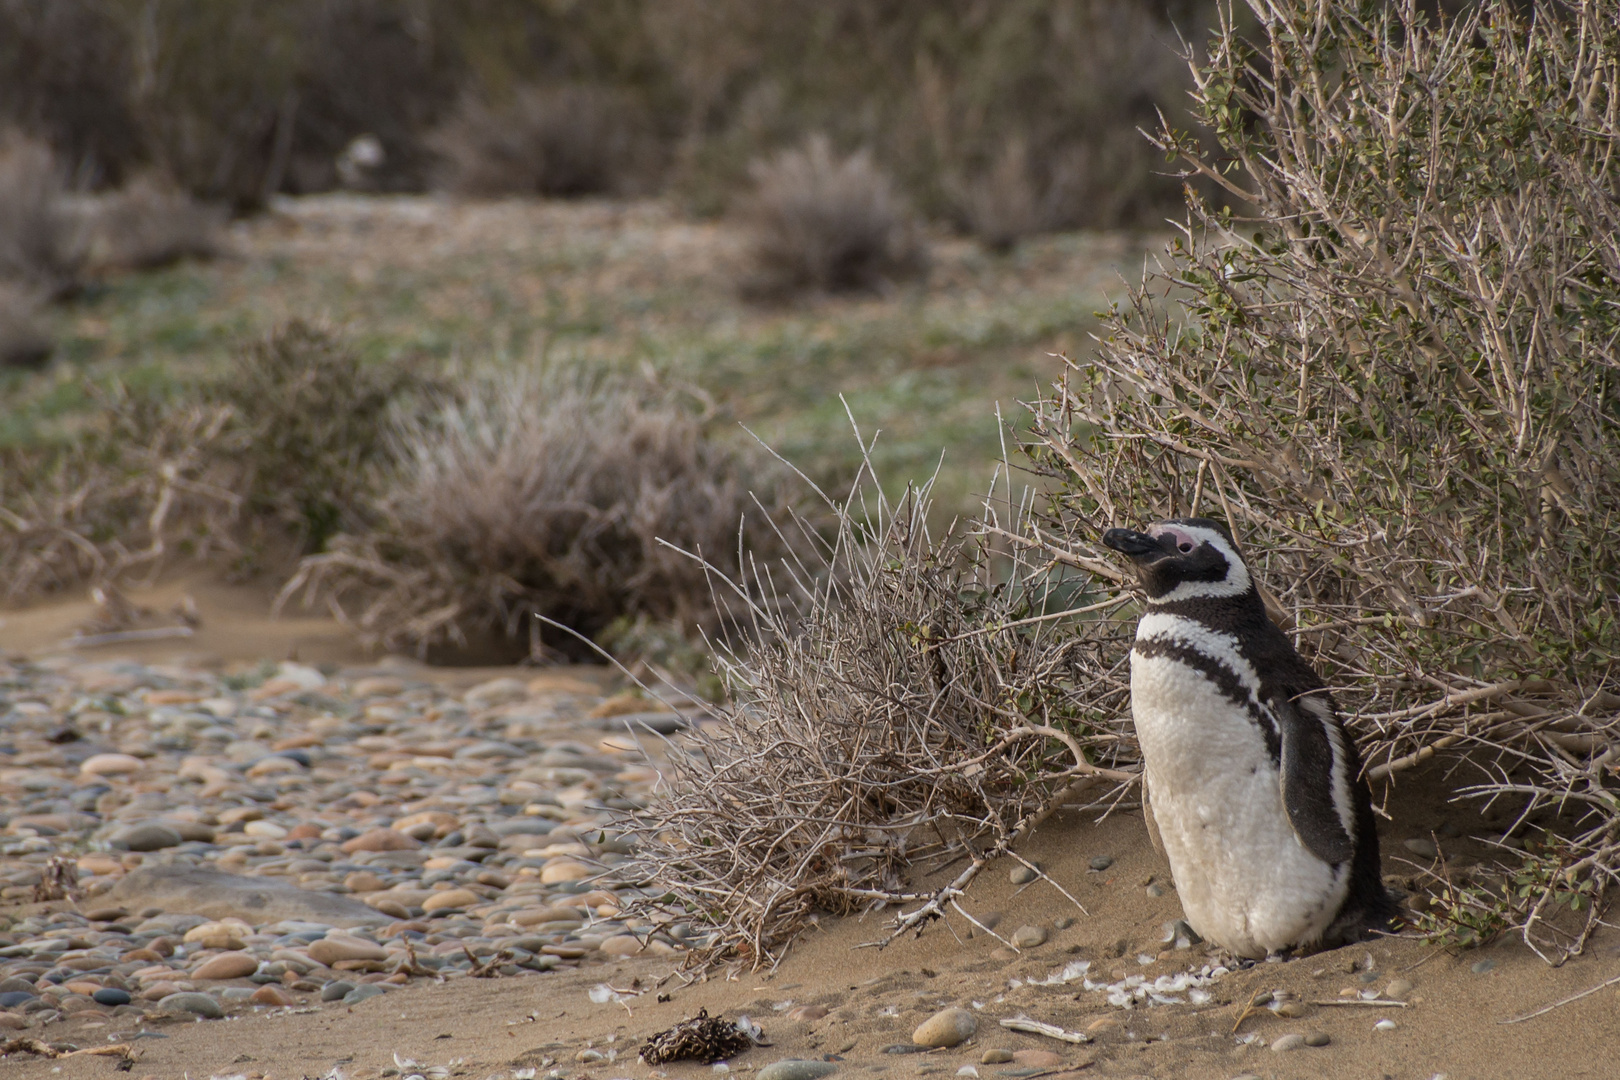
1205, 945, 1257, 970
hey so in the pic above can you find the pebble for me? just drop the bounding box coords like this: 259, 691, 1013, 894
1011, 925, 1048, 948
1270, 1034, 1306, 1052
912, 1007, 977, 1048
1009, 865, 1038, 885
757, 1062, 839, 1080
0, 655, 671, 1023
1385, 978, 1414, 1000
1374, 1019, 1397, 1031
1145, 883, 1166, 897
1403, 838, 1439, 859
158, 992, 225, 1019
1304, 1032, 1330, 1047
980, 1050, 1014, 1064
1088, 855, 1114, 871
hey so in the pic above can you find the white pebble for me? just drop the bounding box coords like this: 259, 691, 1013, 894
1375, 1019, 1397, 1031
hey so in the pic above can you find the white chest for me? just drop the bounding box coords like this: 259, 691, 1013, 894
1130, 634, 1348, 957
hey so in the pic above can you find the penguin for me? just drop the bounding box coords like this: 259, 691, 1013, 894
1101, 517, 1396, 959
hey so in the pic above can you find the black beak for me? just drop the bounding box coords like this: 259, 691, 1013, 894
1102, 528, 1164, 560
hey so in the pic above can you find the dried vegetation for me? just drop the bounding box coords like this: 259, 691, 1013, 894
637, 0, 1620, 969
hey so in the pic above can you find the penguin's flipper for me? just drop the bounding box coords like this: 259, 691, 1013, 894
1274, 691, 1356, 867
1142, 773, 1164, 856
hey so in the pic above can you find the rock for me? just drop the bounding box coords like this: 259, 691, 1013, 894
1304, 1032, 1331, 1047
99, 866, 387, 928
112, 823, 184, 852
321, 981, 356, 1001
193, 953, 260, 980
158, 992, 224, 1019
0, 991, 37, 1007
1053, 917, 1075, 930
1145, 883, 1166, 898
342, 829, 421, 854
421, 888, 480, 912
1384, 978, 1414, 1000
82, 753, 145, 776
250, 985, 294, 1006
980, 1050, 1014, 1065
243, 820, 289, 838
1402, 838, 1439, 859
540, 860, 592, 884
1374, 1019, 1397, 1031
1010, 925, 1048, 948
1270, 1034, 1306, 1052
342, 983, 387, 1005
344, 871, 385, 893
912, 1007, 977, 1048
1273, 1001, 1309, 1018
599, 934, 644, 958
466, 677, 530, 709
308, 934, 388, 966
757, 1061, 839, 1080
351, 676, 404, 698
1088, 855, 1115, 871
1009, 865, 1038, 885
90, 987, 130, 1007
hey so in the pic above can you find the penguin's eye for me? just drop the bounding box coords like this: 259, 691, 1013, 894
1178, 541, 1194, 553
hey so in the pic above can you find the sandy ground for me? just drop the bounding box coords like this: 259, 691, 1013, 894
3, 580, 1618, 1080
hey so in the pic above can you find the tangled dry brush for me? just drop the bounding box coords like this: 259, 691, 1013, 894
635, 0, 1620, 968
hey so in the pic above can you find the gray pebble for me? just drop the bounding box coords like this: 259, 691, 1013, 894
1010, 925, 1047, 948
321, 981, 356, 1002
342, 983, 388, 1004
1089, 855, 1114, 871
1269, 1034, 1305, 1052
1402, 838, 1439, 859
1145, 883, 1166, 898
1009, 865, 1038, 885
158, 991, 224, 1019
93, 988, 132, 1006
757, 1061, 839, 1080
1053, 917, 1075, 931
113, 823, 185, 852
1304, 1032, 1330, 1047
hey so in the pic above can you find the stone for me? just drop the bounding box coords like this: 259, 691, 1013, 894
912, 1007, 977, 1048
421, 889, 479, 912
99, 866, 387, 928
1270, 1034, 1306, 1052
1053, 917, 1075, 930
92, 988, 132, 1007
1010, 925, 1048, 948
243, 820, 289, 838
320, 981, 356, 1002
465, 677, 529, 709
192, 953, 260, 980
1009, 866, 1038, 885
1384, 978, 1414, 1000
1374, 1019, 1397, 1031
158, 992, 224, 1019
250, 985, 294, 1006
344, 871, 385, 893
1088, 855, 1115, 871
1402, 838, 1439, 859
82, 753, 145, 776
980, 1050, 1014, 1065
1304, 1032, 1331, 1047
540, 860, 592, 884
308, 935, 388, 966
599, 934, 644, 958
342, 983, 387, 1005
112, 823, 184, 852
342, 829, 421, 854
757, 1061, 839, 1080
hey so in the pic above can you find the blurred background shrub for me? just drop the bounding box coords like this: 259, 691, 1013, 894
0, 0, 1217, 231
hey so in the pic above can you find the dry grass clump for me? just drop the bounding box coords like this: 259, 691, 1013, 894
0, 131, 83, 297
428, 84, 650, 198
737, 135, 928, 298
281, 367, 783, 658
1012, 0, 1620, 964
631, 460, 1139, 967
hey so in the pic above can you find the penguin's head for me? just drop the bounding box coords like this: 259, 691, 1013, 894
1101, 517, 1254, 604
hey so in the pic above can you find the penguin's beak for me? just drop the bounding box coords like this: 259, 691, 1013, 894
1102, 528, 1164, 561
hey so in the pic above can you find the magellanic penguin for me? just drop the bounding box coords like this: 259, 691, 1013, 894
1102, 517, 1396, 959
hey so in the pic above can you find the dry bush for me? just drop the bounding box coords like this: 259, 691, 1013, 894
281, 367, 784, 658
737, 135, 927, 297
0, 322, 433, 603
1011, 0, 1620, 964
0, 131, 83, 297
0, 283, 51, 369
630, 460, 1140, 967
428, 84, 650, 198
83, 175, 226, 272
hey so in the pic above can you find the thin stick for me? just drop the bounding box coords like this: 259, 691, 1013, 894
997, 1016, 1092, 1045
1499, 972, 1620, 1025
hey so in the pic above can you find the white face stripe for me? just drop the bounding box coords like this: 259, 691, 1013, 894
1145, 524, 1252, 604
